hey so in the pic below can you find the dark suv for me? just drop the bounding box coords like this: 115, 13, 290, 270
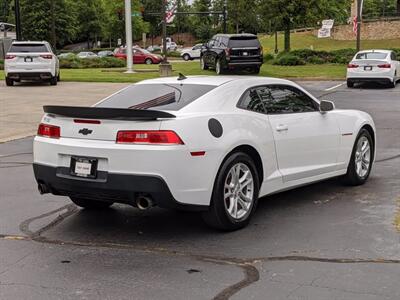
200, 34, 263, 74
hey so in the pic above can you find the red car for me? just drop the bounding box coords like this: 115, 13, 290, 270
114, 47, 162, 65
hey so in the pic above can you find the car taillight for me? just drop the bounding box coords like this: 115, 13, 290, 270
347, 63, 359, 68
378, 63, 391, 68
5, 54, 16, 60
40, 54, 53, 59
116, 130, 184, 145
225, 48, 231, 57
37, 123, 60, 139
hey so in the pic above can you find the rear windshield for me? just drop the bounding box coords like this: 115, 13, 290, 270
9, 44, 48, 53
356, 52, 388, 60
97, 84, 216, 111
228, 37, 260, 48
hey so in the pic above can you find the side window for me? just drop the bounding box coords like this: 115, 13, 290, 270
391, 52, 397, 61
266, 85, 318, 114
238, 88, 266, 113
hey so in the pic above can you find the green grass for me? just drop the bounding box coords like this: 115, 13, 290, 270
259, 31, 400, 52
0, 61, 346, 83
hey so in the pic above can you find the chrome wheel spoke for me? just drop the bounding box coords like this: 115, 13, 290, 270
224, 162, 254, 220
355, 136, 371, 177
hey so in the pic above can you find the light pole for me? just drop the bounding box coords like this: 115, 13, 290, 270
124, 0, 134, 73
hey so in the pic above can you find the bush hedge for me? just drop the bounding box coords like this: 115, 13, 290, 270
272, 48, 400, 66
59, 57, 125, 69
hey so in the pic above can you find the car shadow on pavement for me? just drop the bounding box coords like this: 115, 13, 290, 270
35, 175, 381, 258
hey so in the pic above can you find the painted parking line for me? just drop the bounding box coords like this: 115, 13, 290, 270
324, 82, 346, 91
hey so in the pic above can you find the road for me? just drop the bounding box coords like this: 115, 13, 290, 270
0, 81, 399, 300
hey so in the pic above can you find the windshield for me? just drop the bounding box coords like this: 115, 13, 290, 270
9, 44, 48, 53
356, 52, 388, 60
97, 84, 216, 111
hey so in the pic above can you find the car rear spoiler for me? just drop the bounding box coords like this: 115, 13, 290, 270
43, 106, 176, 121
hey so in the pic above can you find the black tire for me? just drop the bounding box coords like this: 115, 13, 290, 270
253, 67, 261, 74
341, 129, 374, 186
347, 80, 354, 88
50, 76, 58, 86
183, 54, 190, 61
5, 77, 14, 86
200, 57, 208, 70
70, 197, 114, 209
145, 58, 153, 65
388, 79, 396, 88
202, 152, 260, 231
57, 72, 61, 82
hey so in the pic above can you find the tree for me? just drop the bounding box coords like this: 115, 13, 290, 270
19, 0, 77, 48
259, 0, 351, 51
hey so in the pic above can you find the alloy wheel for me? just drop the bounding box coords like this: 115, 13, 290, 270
224, 163, 254, 220
355, 136, 371, 178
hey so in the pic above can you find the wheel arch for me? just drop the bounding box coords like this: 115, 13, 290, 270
222, 144, 264, 184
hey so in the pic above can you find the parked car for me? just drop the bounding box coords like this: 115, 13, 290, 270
147, 45, 162, 53
114, 47, 162, 64
347, 49, 400, 88
33, 76, 376, 231
201, 33, 263, 74
180, 44, 202, 61
77, 52, 98, 59
4, 41, 60, 86
97, 50, 114, 58
58, 53, 75, 59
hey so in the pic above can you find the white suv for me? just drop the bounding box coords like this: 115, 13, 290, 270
4, 41, 60, 86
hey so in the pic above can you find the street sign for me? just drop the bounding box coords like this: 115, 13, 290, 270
132, 12, 141, 17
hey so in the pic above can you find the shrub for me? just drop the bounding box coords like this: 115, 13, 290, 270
273, 54, 305, 66
59, 57, 125, 69
263, 53, 275, 62
0, 59, 4, 70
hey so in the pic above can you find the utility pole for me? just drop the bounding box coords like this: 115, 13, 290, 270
162, 0, 167, 63
124, 0, 134, 73
223, 5, 227, 34
14, 0, 22, 41
356, 0, 363, 52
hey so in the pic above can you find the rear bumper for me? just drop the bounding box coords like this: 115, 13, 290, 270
6, 72, 53, 80
227, 61, 263, 68
33, 163, 208, 211
347, 77, 393, 84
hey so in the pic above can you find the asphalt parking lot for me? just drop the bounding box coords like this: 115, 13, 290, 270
0, 81, 399, 299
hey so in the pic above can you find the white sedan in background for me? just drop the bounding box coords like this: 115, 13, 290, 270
77, 51, 98, 59
347, 49, 399, 88
33, 76, 376, 231
180, 44, 203, 61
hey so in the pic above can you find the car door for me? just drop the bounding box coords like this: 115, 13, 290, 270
204, 39, 216, 66
133, 49, 145, 64
259, 85, 341, 182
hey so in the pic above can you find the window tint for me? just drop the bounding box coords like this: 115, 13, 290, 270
97, 84, 216, 111
265, 85, 318, 114
356, 52, 388, 60
228, 37, 260, 48
239, 89, 266, 113
9, 43, 48, 53
238, 85, 317, 114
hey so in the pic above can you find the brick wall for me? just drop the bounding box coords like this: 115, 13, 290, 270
331, 20, 400, 40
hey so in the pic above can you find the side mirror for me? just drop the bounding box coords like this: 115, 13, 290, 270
319, 100, 335, 113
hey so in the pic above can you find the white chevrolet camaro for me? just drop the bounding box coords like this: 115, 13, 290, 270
347, 49, 400, 88
33, 76, 376, 230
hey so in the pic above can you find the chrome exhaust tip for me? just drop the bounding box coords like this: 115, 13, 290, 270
136, 195, 154, 210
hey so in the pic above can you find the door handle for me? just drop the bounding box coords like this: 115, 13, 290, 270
276, 124, 289, 132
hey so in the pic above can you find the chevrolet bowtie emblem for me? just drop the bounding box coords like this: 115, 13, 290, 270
78, 128, 93, 135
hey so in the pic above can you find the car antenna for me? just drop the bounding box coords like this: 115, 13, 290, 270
177, 73, 187, 81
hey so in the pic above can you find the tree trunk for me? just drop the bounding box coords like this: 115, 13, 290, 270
284, 19, 291, 52
397, 0, 400, 15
